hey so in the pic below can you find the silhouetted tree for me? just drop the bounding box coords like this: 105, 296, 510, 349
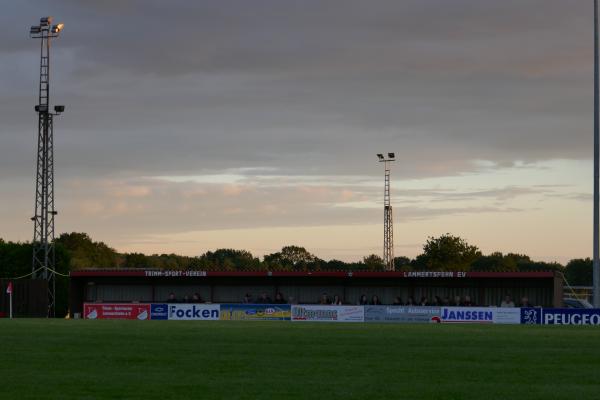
362, 254, 385, 271
414, 233, 481, 271
564, 258, 592, 286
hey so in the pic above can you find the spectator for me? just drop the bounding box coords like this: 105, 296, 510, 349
243, 293, 253, 303
182, 294, 190, 303
274, 292, 286, 304
331, 294, 343, 305
256, 292, 272, 304
442, 297, 450, 306
406, 296, 416, 306
419, 296, 429, 306
371, 295, 382, 305
432, 296, 442, 306
452, 295, 462, 307
358, 294, 368, 305
500, 295, 515, 308
520, 296, 532, 307
166, 292, 178, 303
319, 292, 329, 305
287, 296, 297, 305
392, 296, 403, 305
192, 293, 203, 303
462, 295, 474, 307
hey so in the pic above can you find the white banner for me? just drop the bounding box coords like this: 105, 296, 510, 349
291, 305, 364, 322
441, 307, 521, 324
167, 304, 220, 320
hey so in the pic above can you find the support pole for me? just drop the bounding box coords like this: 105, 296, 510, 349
594, 0, 600, 308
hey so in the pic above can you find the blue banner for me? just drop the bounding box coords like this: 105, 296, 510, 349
541, 309, 600, 325
520, 307, 542, 324
150, 303, 168, 320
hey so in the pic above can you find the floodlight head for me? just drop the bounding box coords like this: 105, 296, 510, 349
54, 105, 65, 113
377, 153, 384, 160
40, 17, 53, 26
30, 26, 41, 34
388, 152, 395, 159
35, 105, 48, 113
51, 23, 64, 33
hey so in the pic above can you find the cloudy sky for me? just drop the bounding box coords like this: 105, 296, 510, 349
0, 0, 595, 263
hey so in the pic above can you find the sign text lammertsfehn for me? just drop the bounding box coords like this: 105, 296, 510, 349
402, 271, 467, 278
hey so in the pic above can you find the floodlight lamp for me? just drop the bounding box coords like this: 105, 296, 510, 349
388, 152, 395, 159
377, 153, 384, 160
30, 26, 41, 34
40, 16, 53, 26
52, 23, 64, 33
35, 105, 48, 112
54, 105, 65, 113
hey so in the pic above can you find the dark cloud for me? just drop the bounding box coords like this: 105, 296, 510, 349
0, 1, 594, 258
0, 0, 594, 182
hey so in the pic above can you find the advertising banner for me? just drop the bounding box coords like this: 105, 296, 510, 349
83, 303, 150, 320
441, 307, 521, 324
541, 309, 600, 325
150, 303, 169, 320
520, 307, 542, 324
490, 308, 521, 324
364, 306, 441, 323
220, 304, 291, 321
167, 303, 220, 320
291, 305, 364, 322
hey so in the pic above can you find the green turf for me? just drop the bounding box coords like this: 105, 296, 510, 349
0, 321, 599, 399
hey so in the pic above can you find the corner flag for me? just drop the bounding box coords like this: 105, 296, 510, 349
6, 281, 13, 319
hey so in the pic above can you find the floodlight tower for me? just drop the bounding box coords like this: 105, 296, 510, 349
29, 17, 65, 317
377, 153, 395, 271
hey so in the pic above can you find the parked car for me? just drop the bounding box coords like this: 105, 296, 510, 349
563, 298, 594, 309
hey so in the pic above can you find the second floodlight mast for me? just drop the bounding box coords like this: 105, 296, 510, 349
377, 153, 395, 271
29, 17, 65, 317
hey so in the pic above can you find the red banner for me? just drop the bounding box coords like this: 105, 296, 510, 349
84, 303, 150, 320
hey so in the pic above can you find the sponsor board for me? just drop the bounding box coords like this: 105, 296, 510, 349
441, 307, 521, 324
220, 304, 291, 321
83, 303, 150, 320
167, 303, 220, 320
365, 306, 441, 323
520, 307, 542, 324
291, 305, 364, 322
150, 303, 169, 320
541, 309, 600, 325
490, 308, 521, 324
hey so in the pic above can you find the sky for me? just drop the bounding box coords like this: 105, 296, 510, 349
0, 0, 595, 263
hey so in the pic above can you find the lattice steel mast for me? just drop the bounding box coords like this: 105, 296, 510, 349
377, 153, 395, 271
29, 17, 65, 317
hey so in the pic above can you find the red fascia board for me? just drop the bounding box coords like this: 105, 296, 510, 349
70, 270, 146, 277
466, 272, 554, 278
70, 270, 555, 279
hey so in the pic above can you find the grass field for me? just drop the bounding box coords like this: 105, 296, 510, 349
1, 321, 600, 400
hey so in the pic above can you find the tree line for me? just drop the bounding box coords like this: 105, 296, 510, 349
0, 232, 594, 286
